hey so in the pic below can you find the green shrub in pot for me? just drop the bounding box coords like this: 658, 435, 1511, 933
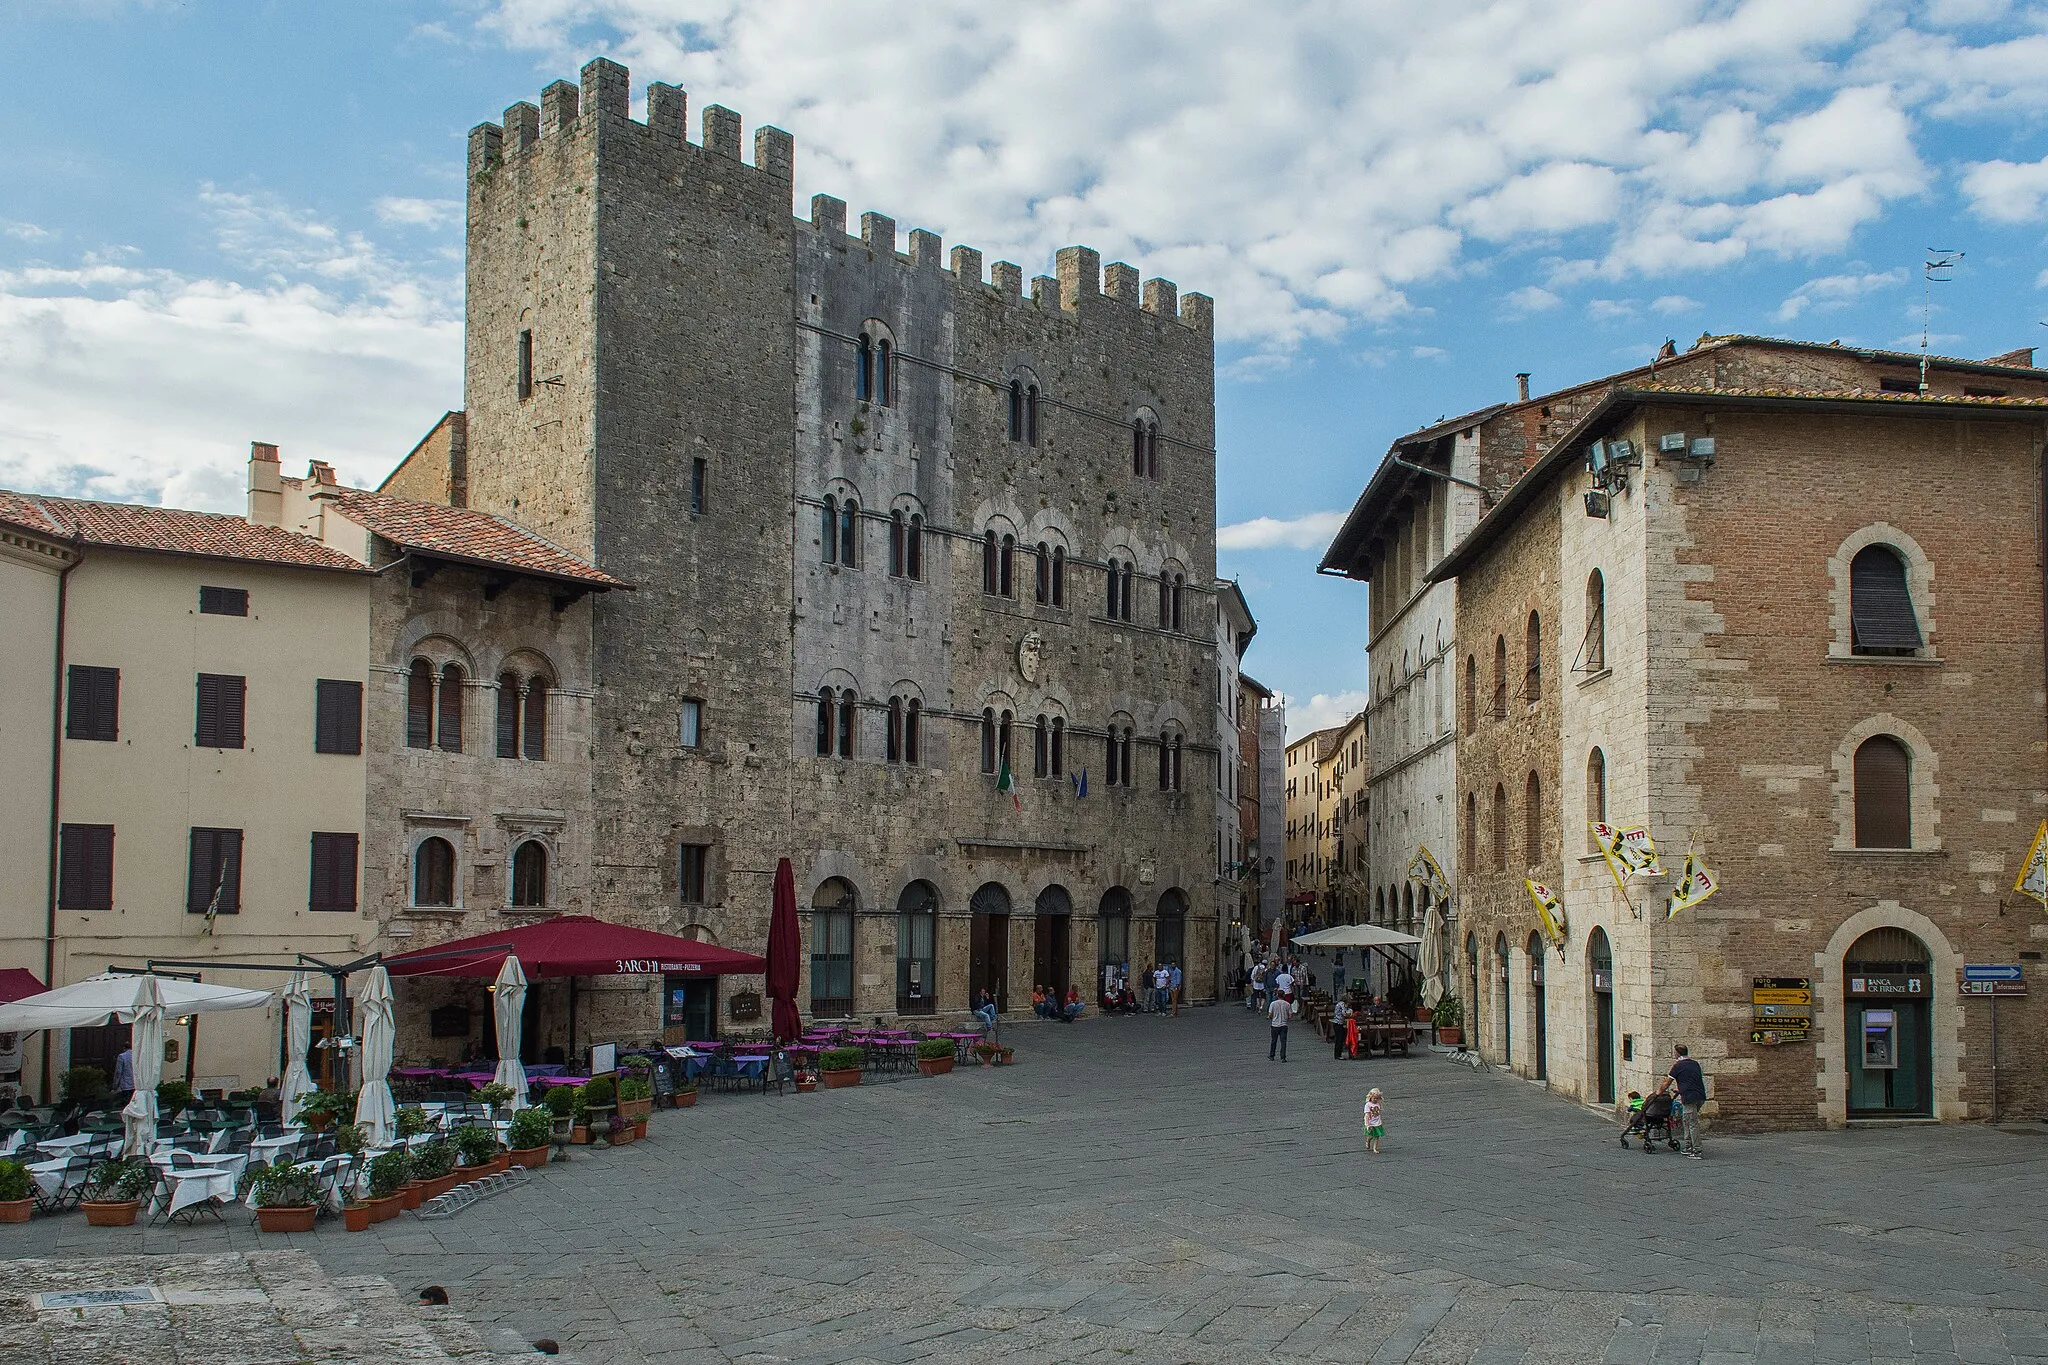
915, 1039, 954, 1061
578, 1075, 615, 1108
507, 1108, 551, 1150
454, 1123, 501, 1168
367, 1149, 412, 1200
617, 1076, 651, 1102
411, 1137, 456, 1180
250, 1160, 318, 1209
819, 1047, 865, 1073
0, 1159, 33, 1203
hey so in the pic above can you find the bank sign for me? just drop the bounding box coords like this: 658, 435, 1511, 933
1847, 973, 1928, 997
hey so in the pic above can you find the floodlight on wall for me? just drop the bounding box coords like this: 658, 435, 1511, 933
1659, 432, 1688, 453
1584, 490, 1611, 519
1585, 440, 1609, 478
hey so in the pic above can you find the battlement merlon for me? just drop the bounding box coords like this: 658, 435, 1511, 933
467, 58, 794, 185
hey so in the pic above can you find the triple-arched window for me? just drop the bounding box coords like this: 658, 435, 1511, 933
816, 687, 857, 758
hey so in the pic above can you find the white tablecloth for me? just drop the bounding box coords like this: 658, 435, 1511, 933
249, 1134, 303, 1167
156, 1166, 237, 1218
26, 1158, 86, 1200
34, 1133, 105, 1155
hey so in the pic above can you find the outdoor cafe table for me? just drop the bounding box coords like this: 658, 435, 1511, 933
529, 1075, 586, 1091
249, 1133, 305, 1167
25, 1157, 88, 1202
151, 1152, 246, 1219
937, 1032, 983, 1062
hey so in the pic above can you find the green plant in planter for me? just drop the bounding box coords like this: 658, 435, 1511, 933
542, 1084, 577, 1117
154, 1079, 195, 1115
395, 1106, 434, 1139
454, 1123, 501, 1168
507, 1108, 551, 1150
82, 1159, 152, 1204
411, 1137, 456, 1180
476, 1082, 516, 1110
617, 1076, 651, 1102
298, 1088, 358, 1123
915, 1039, 954, 1061
622, 1055, 652, 1074
0, 1159, 33, 1203
250, 1160, 318, 1209
367, 1149, 412, 1199
333, 1123, 369, 1156
579, 1075, 616, 1108
60, 1066, 109, 1106
1430, 994, 1464, 1029
819, 1047, 865, 1073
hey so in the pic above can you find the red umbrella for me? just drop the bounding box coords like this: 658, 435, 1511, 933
766, 858, 802, 1043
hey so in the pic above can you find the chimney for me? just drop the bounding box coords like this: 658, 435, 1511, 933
247, 441, 283, 526
1657, 339, 1677, 361
307, 460, 338, 488
1516, 373, 1531, 402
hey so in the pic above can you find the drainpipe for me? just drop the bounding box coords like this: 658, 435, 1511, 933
41, 543, 84, 1102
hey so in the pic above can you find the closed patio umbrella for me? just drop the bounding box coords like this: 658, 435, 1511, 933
280, 970, 315, 1125
766, 857, 801, 1044
492, 955, 529, 1108
352, 966, 396, 1147
120, 975, 163, 1158
1419, 904, 1446, 1010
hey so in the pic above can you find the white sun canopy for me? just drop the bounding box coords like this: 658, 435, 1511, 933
0, 973, 274, 1033
1290, 925, 1424, 950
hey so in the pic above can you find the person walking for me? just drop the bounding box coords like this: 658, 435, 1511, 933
1363, 1087, 1385, 1154
1268, 991, 1293, 1062
1168, 962, 1183, 1016
1657, 1043, 1708, 1158
1249, 959, 1268, 1011
1273, 961, 1295, 999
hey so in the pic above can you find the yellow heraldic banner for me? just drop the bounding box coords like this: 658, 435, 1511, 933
1526, 879, 1569, 951
2017, 820, 2048, 909
1407, 845, 1452, 901
1666, 850, 1719, 919
1590, 821, 1665, 895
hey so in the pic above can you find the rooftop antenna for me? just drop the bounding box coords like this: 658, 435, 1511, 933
1921, 249, 1963, 394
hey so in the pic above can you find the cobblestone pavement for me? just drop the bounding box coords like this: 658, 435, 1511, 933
6, 1005, 2046, 1363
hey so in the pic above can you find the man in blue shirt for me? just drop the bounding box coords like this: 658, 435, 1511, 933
1168, 964, 1183, 1016
1657, 1043, 1708, 1158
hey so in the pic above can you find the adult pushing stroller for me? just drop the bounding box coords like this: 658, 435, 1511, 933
1621, 1093, 1681, 1152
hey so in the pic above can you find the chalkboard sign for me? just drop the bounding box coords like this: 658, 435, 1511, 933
729, 989, 762, 1021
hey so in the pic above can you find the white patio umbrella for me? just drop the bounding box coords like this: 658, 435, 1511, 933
491, 955, 529, 1109
120, 975, 163, 1158
352, 966, 396, 1148
280, 971, 316, 1126
0, 972, 272, 1033
1419, 903, 1446, 1010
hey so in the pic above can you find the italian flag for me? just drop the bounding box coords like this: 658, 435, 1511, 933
996, 756, 1020, 810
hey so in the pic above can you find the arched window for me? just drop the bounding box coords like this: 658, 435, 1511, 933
1132, 419, 1147, 476
1158, 730, 1172, 790
839, 500, 860, 569
821, 495, 839, 564
511, 840, 547, 908
1463, 655, 1477, 735
1105, 559, 1122, 619
1098, 887, 1132, 969
854, 334, 873, 401
413, 836, 455, 907
999, 535, 1015, 597
1524, 770, 1542, 866
1035, 543, 1052, 603
837, 689, 856, 758
495, 673, 520, 758
1026, 383, 1040, 445
907, 514, 924, 580
1492, 636, 1508, 718
1008, 379, 1025, 442
1854, 734, 1912, 848
896, 881, 938, 1013
1402, 883, 1414, 932
437, 663, 465, 752
889, 511, 906, 577
1171, 574, 1185, 631
905, 699, 921, 764
1119, 727, 1134, 787
1104, 724, 1121, 787
1525, 611, 1542, 704
983, 530, 999, 594
815, 688, 836, 757
1050, 716, 1064, 776
1464, 791, 1478, 872
1051, 546, 1065, 607
810, 878, 855, 1017
980, 707, 997, 774
998, 709, 1013, 770
407, 660, 434, 750
875, 337, 893, 407
1034, 714, 1050, 777
1374, 887, 1386, 923
1146, 420, 1160, 478
887, 697, 905, 763
1158, 575, 1171, 628
522, 680, 547, 760
1584, 571, 1606, 671
1586, 748, 1606, 851
1119, 563, 1134, 621
1850, 544, 1923, 654
1156, 888, 1187, 964
1492, 783, 1509, 870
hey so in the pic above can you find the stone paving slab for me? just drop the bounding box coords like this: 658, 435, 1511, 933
4, 1006, 2045, 1361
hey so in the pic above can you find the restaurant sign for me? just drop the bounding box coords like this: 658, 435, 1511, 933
618, 958, 699, 974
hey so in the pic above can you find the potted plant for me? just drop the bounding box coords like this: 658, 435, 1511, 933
342, 1194, 373, 1232
1431, 993, 1465, 1046
574, 1076, 616, 1144
250, 1160, 319, 1233
793, 1067, 817, 1094
154, 1079, 195, 1119
606, 1110, 634, 1145
297, 1088, 356, 1133
476, 1081, 516, 1117
672, 1078, 698, 1109
541, 1084, 577, 1143
411, 1137, 459, 1200
617, 1073, 653, 1123
971, 1041, 998, 1068
506, 1108, 552, 1169
818, 1047, 864, 1089
364, 1149, 411, 1223
0, 1158, 34, 1222
454, 1123, 504, 1175
395, 1106, 435, 1141
79, 1158, 151, 1227
915, 1039, 955, 1078
997, 1045, 1015, 1066
60, 1066, 109, 1109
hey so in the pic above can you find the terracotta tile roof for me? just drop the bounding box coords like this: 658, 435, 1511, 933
1629, 383, 2048, 409
329, 490, 626, 589
0, 489, 368, 572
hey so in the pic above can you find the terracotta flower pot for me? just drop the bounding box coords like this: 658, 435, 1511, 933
457, 1163, 493, 1184
916, 1057, 954, 1078
366, 1194, 403, 1224
674, 1090, 698, 1108
618, 1097, 652, 1120
570, 1125, 590, 1144
82, 1200, 140, 1228
343, 1203, 373, 1232
302, 1112, 332, 1133
794, 1079, 817, 1093
998, 1048, 1015, 1065
820, 1068, 862, 1089
510, 1144, 550, 1170
1436, 1026, 1463, 1045
632, 1119, 648, 1140
0, 1197, 33, 1224
256, 1204, 318, 1233
400, 1182, 425, 1210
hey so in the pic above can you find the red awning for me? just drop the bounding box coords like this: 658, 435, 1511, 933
1286, 893, 1318, 905
0, 968, 47, 1004
379, 915, 767, 980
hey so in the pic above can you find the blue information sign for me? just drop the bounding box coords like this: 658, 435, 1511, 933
1963, 965, 2023, 982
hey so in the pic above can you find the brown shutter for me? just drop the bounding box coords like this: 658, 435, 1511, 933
522, 683, 547, 760
196, 676, 217, 747
1853, 736, 1912, 848
437, 667, 464, 751
196, 674, 244, 748
310, 833, 358, 913
59, 826, 87, 910
187, 829, 213, 913
1850, 546, 1922, 653
407, 663, 433, 748
219, 829, 242, 913
496, 677, 519, 757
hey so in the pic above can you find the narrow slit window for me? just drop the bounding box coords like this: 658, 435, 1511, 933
517, 329, 534, 400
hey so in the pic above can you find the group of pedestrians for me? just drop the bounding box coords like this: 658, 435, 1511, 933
1099, 960, 1184, 1016
1030, 984, 1086, 1022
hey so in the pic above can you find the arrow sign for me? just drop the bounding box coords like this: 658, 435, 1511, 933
1963, 964, 2023, 982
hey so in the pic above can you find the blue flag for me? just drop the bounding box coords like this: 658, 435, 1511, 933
1072, 769, 1088, 798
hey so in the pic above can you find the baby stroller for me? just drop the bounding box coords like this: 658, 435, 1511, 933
1622, 1093, 1681, 1152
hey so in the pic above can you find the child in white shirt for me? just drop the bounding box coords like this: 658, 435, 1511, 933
1363, 1088, 1385, 1154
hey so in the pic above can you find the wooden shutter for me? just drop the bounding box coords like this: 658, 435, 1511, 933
187, 829, 214, 913
523, 683, 547, 760
496, 676, 520, 757
1853, 736, 1912, 848
188, 828, 243, 914
1850, 546, 1922, 653
437, 667, 464, 752
59, 825, 87, 910
406, 663, 433, 748
66, 666, 118, 741
316, 680, 362, 755
196, 674, 246, 749
310, 832, 358, 912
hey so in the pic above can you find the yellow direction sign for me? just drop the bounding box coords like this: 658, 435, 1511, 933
1752, 988, 1812, 1006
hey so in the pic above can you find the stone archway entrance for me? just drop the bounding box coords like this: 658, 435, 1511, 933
1844, 926, 1934, 1118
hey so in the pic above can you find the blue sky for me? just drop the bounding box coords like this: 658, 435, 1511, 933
4, 2, 2047, 735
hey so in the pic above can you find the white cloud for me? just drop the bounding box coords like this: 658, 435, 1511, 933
1412, 344, 1449, 359
1961, 155, 2048, 223
1285, 690, 1371, 740
1504, 285, 1562, 316
1218, 510, 1348, 552
1651, 294, 1699, 314
1774, 268, 1905, 321
1588, 298, 1635, 321
3, 221, 52, 242
374, 197, 463, 229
